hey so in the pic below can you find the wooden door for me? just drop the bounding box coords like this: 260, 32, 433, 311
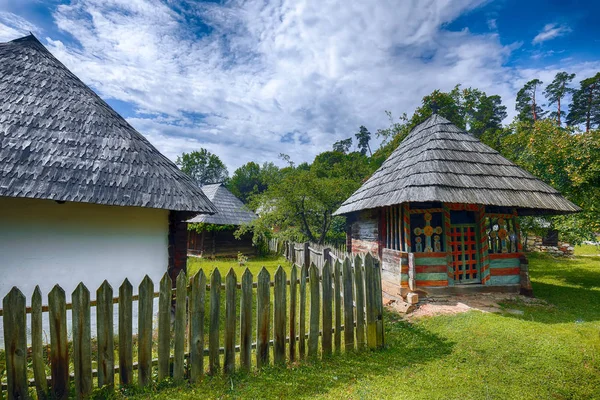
449, 224, 480, 284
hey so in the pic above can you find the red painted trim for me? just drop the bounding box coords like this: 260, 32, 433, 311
490, 267, 520, 276
416, 265, 447, 274
488, 253, 523, 260
413, 252, 447, 258
416, 280, 448, 287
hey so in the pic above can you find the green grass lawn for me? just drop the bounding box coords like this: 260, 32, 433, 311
122, 250, 600, 400
187, 254, 291, 278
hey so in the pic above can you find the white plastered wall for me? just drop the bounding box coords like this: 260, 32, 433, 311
0, 196, 170, 304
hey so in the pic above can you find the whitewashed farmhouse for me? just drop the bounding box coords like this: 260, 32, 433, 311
0, 35, 216, 302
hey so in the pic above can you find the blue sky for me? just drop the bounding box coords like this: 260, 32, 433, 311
0, 0, 599, 171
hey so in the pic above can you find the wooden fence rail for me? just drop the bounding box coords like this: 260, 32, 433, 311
1, 253, 383, 399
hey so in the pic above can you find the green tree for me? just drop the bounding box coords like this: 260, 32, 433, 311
516, 79, 545, 123
410, 85, 466, 129
465, 92, 507, 138
567, 73, 600, 132
332, 138, 352, 153
544, 72, 576, 125
228, 161, 282, 204
176, 149, 228, 186
355, 126, 372, 156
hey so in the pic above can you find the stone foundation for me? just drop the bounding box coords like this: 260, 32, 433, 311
526, 236, 574, 256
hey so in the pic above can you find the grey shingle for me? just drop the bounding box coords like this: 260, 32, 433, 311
0, 35, 216, 214
188, 184, 256, 225
334, 114, 581, 216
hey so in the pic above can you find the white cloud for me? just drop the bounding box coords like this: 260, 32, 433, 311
0, 1, 596, 172
0, 11, 40, 41
532, 23, 571, 44
487, 18, 497, 30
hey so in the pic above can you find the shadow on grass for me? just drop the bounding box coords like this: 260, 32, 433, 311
499, 253, 600, 324
127, 311, 455, 399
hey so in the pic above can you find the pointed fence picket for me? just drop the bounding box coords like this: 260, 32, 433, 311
0, 252, 383, 395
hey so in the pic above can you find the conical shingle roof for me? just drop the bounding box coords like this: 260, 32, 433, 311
0, 35, 216, 214
188, 183, 257, 225
334, 114, 581, 216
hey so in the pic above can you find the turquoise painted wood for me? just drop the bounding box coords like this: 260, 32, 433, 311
489, 258, 521, 268
415, 272, 447, 282
414, 257, 447, 266
489, 275, 520, 285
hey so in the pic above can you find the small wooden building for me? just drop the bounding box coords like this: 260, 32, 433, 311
334, 114, 580, 296
0, 35, 216, 301
187, 183, 257, 257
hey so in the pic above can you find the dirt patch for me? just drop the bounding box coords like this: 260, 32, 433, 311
386, 293, 546, 320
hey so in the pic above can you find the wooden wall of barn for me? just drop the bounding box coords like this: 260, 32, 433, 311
348, 209, 380, 255
188, 229, 256, 258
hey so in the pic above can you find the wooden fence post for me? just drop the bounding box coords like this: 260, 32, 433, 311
225, 269, 237, 374
73, 283, 92, 399
158, 272, 172, 380
240, 269, 253, 372
97, 281, 114, 390
321, 260, 333, 357
303, 242, 310, 270
354, 255, 366, 349
119, 279, 133, 386
174, 271, 187, 381
256, 267, 271, 368
308, 263, 320, 358
365, 253, 384, 348
274, 266, 287, 365
334, 260, 342, 353
323, 248, 331, 269
32, 286, 49, 398
289, 265, 298, 362
299, 263, 308, 359
49, 284, 69, 399
138, 276, 154, 387
209, 269, 221, 375
189, 270, 206, 382
3, 287, 27, 400
343, 257, 355, 351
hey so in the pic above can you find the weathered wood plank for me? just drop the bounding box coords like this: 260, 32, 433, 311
308, 263, 320, 358
289, 265, 298, 362
73, 283, 92, 399
174, 271, 187, 381
3, 287, 28, 400
209, 269, 222, 375
354, 255, 366, 349
343, 257, 355, 351
118, 279, 133, 386
274, 266, 287, 365
365, 253, 378, 348
225, 269, 237, 374
138, 276, 154, 387
334, 260, 342, 354
321, 261, 333, 357
256, 267, 270, 368
299, 263, 307, 359
97, 281, 114, 390
240, 269, 253, 372
49, 285, 69, 399
32, 286, 48, 399
157, 272, 172, 381
189, 270, 206, 382
374, 256, 385, 348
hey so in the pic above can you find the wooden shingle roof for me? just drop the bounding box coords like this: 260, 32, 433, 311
0, 35, 216, 214
188, 184, 257, 225
334, 114, 581, 216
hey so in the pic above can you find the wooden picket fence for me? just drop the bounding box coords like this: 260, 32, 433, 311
1, 254, 384, 399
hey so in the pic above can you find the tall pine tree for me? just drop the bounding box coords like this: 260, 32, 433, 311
567, 73, 600, 132
516, 79, 544, 123
544, 72, 576, 125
